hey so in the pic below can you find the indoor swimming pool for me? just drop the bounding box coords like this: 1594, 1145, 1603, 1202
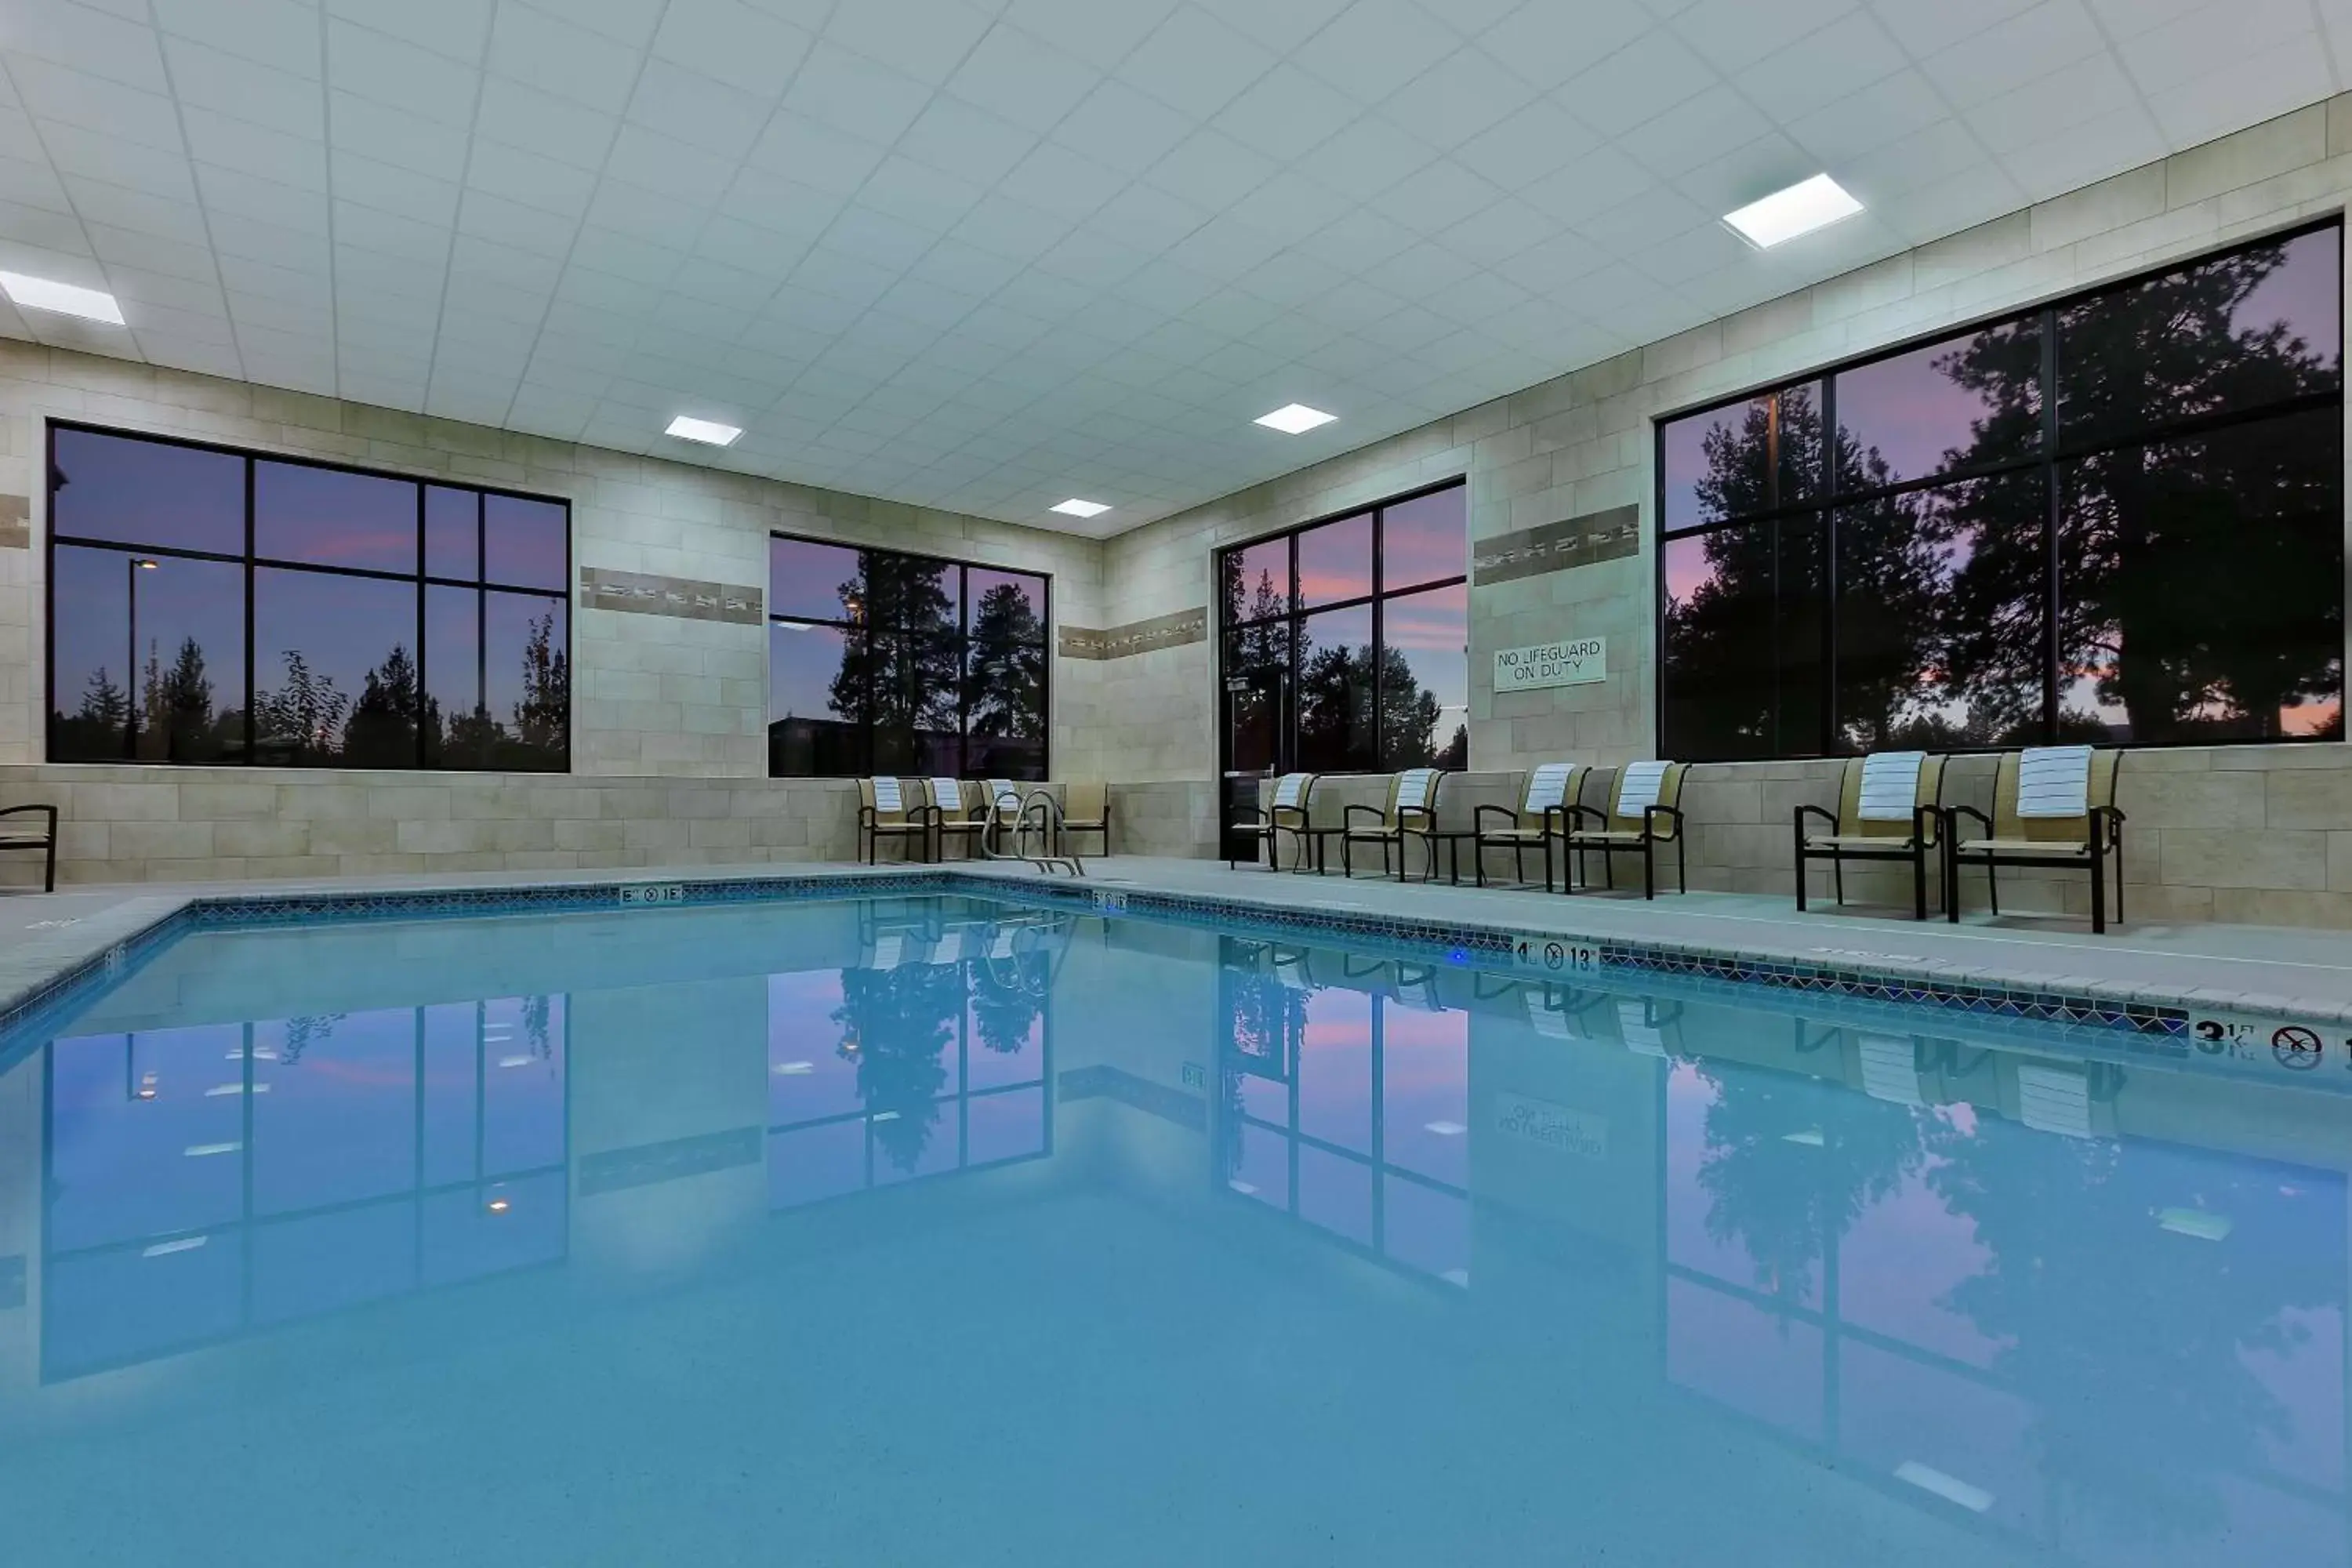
0, 890, 2346, 1566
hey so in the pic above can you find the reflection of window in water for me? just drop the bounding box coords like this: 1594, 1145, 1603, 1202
766, 917, 1053, 1209
1662, 1043, 2350, 1555
40, 998, 569, 1382
1213, 941, 1471, 1286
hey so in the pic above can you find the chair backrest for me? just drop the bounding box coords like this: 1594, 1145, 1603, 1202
1610, 761, 1686, 833
929, 777, 972, 819
1383, 768, 1443, 826
1267, 773, 1315, 822
1523, 762, 1584, 816
1839, 751, 1947, 838
862, 777, 909, 822
986, 779, 1023, 821
1991, 747, 2118, 841
1064, 780, 1106, 823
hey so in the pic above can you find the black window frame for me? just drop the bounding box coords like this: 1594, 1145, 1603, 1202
45, 420, 573, 773
1213, 477, 1471, 777
765, 532, 1051, 781
1655, 216, 2346, 762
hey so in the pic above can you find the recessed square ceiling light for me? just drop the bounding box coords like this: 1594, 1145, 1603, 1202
665, 415, 741, 445
1255, 404, 1338, 434
0, 272, 124, 325
1051, 498, 1110, 518
1722, 174, 1864, 249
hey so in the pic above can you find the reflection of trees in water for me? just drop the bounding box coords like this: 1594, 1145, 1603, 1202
1919, 1112, 2343, 1543
969, 953, 1044, 1057
1668, 237, 2343, 750
833, 963, 962, 1172
1693, 1058, 1924, 1305
1214, 964, 1305, 1184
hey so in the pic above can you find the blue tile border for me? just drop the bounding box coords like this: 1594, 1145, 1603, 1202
0, 863, 2268, 1058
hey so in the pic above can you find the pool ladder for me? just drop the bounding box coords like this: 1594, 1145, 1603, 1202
980, 789, 1086, 877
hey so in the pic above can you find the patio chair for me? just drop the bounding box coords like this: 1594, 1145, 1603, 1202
1946, 746, 2125, 933
1229, 773, 1318, 871
1792, 751, 1947, 920
1563, 761, 1688, 898
1473, 762, 1587, 890
1341, 768, 1446, 880
858, 777, 937, 864
927, 777, 986, 859
1061, 781, 1109, 856
0, 803, 57, 892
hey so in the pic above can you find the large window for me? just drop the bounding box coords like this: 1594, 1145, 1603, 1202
1216, 481, 1468, 775
47, 425, 571, 771
768, 535, 1048, 779
1658, 222, 2344, 759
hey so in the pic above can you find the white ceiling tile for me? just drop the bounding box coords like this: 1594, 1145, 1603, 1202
824, 0, 996, 86
215, 214, 329, 273
1294, 0, 1459, 102
1047, 78, 1196, 175
1211, 64, 1358, 163
546, 0, 671, 48
154, 0, 322, 78
327, 20, 483, 129
1733, 10, 1906, 124
1451, 99, 1600, 191
8, 0, 171, 94
39, 122, 198, 201
781, 42, 934, 143
1476, 0, 1651, 89
2143, 33, 2332, 147
1867, 0, 2038, 58
1185, 0, 1351, 55
825, 203, 946, 269
1783, 68, 1949, 169
2118, 0, 2313, 95
332, 148, 462, 227
183, 106, 326, 190
63, 178, 209, 247
993, 141, 1123, 221
1116, 6, 1275, 118
324, 0, 495, 66
1002, 0, 1180, 71
138, 332, 244, 377
84, 221, 219, 284
463, 140, 597, 222
160, 36, 325, 140
603, 123, 738, 206
330, 93, 470, 183
11, 57, 185, 151
625, 60, 775, 159
652, 0, 812, 96
1963, 53, 2140, 157
1919, 0, 2104, 109
745, 111, 888, 195
0, 153, 74, 215
945, 24, 1099, 134
2002, 103, 2169, 201
1291, 114, 1436, 201
568, 224, 688, 285
1671, 0, 1858, 74
487, 2, 641, 112
1615, 83, 1770, 180
858, 154, 987, 231
1377, 48, 1534, 150
898, 96, 1040, 185
1144, 129, 1276, 211
193, 162, 329, 233
1559, 27, 1714, 136
1436, 197, 1554, 265
949, 193, 1076, 261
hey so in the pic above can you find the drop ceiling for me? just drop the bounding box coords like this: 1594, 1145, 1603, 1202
0, 0, 2342, 536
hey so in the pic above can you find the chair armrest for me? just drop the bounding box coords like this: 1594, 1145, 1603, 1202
2089, 804, 2125, 848
1564, 803, 1605, 832
1342, 804, 1384, 833
1794, 803, 1837, 832
1643, 804, 1683, 841
1914, 802, 1940, 846
1473, 804, 1519, 834
1947, 804, 1992, 840
1397, 805, 1436, 833
1542, 804, 1566, 837
0, 804, 56, 829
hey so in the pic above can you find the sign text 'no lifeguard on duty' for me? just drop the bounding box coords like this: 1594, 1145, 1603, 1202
1494, 637, 1606, 694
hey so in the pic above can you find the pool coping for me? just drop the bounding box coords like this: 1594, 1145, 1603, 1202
8, 859, 2352, 1061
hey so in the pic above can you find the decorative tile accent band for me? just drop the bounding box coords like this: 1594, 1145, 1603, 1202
1472, 505, 1639, 588
579, 566, 763, 625
0, 492, 27, 550
1058, 606, 1207, 660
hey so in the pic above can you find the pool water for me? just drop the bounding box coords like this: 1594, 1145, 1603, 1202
1, 891, 2347, 1566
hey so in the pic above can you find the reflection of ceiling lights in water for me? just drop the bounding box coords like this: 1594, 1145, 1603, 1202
1781, 1129, 1824, 1146
1425, 1120, 1467, 1136
1894, 1461, 1992, 1513
773, 1061, 815, 1076
486, 1196, 512, 1215
2156, 1207, 2232, 1241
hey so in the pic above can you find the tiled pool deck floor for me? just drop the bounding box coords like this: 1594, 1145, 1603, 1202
5, 853, 2352, 1032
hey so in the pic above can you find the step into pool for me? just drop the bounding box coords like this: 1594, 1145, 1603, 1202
0, 890, 2344, 1566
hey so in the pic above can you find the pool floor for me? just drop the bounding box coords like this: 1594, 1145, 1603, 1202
0, 893, 2343, 1566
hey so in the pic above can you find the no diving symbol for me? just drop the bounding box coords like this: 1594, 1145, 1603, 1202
2274, 1026, 2324, 1069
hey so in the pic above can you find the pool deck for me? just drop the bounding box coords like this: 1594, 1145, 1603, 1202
5, 852, 2352, 1031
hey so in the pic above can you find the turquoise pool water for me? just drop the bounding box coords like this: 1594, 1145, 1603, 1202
0, 891, 2346, 1566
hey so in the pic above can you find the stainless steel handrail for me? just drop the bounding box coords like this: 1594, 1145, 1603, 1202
979, 788, 1086, 877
